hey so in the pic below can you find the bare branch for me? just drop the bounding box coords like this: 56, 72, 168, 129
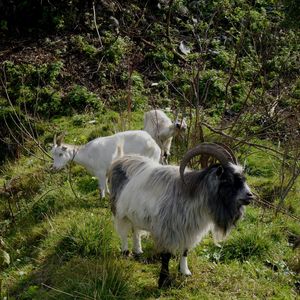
201, 121, 285, 157
92, 2, 103, 49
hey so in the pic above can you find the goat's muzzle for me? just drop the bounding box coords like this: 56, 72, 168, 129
240, 192, 255, 205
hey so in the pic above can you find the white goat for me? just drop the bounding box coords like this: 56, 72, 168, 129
143, 109, 187, 164
109, 143, 254, 287
51, 130, 161, 198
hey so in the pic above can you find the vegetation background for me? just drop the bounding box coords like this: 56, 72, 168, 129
0, 0, 299, 299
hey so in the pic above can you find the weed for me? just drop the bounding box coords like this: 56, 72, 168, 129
31, 194, 57, 221
57, 212, 115, 259
202, 229, 271, 263
44, 257, 132, 299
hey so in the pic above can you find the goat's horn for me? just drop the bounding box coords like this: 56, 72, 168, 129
215, 142, 237, 164
179, 143, 235, 183
56, 133, 65, 146
53, 134, 57, 145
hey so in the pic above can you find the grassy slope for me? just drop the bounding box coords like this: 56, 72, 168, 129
1, 111, 299, 299
1, 1, 299, 297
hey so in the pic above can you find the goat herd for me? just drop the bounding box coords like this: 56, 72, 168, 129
51, 109, 254, 288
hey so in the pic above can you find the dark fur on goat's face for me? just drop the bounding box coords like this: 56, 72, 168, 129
206, 163, 253, 234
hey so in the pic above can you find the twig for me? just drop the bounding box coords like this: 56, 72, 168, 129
92, 1, 103, 49
254, 197, 300, 222
153, 61, 193, 106
166, 0, 175, 39
1, 72, 52, 159
3, 113, 49, 162
201, 121, 285, 157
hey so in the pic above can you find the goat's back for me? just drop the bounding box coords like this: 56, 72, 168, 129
118, 130, 161, 162
80, 130, 160, 174
88, 130, 159, 157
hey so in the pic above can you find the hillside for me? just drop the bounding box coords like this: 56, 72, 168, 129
0, 0, 299, 299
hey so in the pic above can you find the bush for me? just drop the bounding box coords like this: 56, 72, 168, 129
3, 60, 64, 117
71, 35, 98, 58
66, 85, 103, 112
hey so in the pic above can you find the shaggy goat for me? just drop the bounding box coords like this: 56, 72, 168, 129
108, 143, 254, 287
51, 130, 161, 198
143, 109, 187, 164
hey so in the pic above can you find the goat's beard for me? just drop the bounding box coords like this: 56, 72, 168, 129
211, 205, 245, 244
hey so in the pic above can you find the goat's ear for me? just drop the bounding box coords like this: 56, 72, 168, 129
62, 146, 68, 151
216, 166, 224, 177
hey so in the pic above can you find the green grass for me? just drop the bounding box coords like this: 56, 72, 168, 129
1, 111, 300, 300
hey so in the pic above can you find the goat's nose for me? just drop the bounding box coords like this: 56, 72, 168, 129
247, 192, 254, 198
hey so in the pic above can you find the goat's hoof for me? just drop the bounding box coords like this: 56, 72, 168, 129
178, 266, 192, 276
121, 250, 130, 257
180, 270, 192, 276
133, 252, 143, 261
158, 274, 172, 288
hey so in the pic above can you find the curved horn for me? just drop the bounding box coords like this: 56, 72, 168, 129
179, 143, 236, 183
56, 133, 65, 147
215, 142, 237, 164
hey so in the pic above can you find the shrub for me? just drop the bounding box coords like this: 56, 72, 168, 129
71, 35, 98, 58
3, 60, 64, 117
103, 34, 131, 65
198, 69, 227, 109
65, 85, 103, 112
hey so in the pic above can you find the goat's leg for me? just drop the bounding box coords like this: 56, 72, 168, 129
115, 218, 131, 256
158, 252, 172, 288
179, 249, 192, 276
97, 173, 106, 199
163, 138, 172, 164
162, 152, 169, 165
132, 229, 143, 255
105, 177, 110, 195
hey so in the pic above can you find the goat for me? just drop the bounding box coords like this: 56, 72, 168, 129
143, 109, 187, 164
108, 143, 254, 287
51, 130, 161, 198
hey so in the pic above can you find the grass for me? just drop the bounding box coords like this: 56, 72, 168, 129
1, 111, 300, 299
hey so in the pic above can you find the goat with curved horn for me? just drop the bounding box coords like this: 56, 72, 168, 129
109, 142, 254, 287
